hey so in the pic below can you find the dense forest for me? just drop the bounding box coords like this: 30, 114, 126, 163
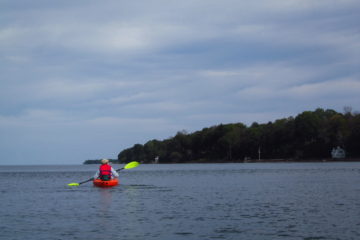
118, 108, 360, 163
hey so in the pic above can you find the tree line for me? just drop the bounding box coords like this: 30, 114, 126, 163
118, 108, 360, 163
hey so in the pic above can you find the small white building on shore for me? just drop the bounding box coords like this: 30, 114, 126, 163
331, 146, 346, 159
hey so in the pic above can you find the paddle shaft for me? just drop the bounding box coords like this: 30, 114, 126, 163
78, 178, 94, 185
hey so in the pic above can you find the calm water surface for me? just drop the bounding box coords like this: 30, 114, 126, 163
1, 162, 360, 240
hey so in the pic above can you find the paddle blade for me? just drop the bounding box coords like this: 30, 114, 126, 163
124, 161, 140, 169
68, 183, 80, 186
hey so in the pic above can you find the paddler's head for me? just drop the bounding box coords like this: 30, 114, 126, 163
101, 159, 109, 164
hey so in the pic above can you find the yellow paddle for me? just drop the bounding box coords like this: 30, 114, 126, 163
67, 161, 140, 186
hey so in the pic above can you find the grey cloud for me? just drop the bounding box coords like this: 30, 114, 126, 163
1, 0, 359, 164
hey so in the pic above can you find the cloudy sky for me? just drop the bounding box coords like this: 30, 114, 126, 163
1, 0, 359, 165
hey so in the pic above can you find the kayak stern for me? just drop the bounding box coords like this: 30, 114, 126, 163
93, 178, 119, 187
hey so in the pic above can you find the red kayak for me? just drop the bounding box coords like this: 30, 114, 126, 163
93, 178, 119, 187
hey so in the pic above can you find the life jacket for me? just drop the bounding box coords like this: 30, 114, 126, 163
99, 164, 112, 180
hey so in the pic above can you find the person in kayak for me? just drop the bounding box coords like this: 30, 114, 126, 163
94, 159, 119, 181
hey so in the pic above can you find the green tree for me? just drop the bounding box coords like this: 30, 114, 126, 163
118, 108, 359, 162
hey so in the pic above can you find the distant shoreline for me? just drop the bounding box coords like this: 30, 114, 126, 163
83, 158, 360, 164
178, 158, 360, 164
83, 159, 119, 164
242, 158, 360, 162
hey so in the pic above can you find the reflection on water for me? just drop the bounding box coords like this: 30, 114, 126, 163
98, 188, 113, 212
96, 188, 114, 233
0, 162, 360, 240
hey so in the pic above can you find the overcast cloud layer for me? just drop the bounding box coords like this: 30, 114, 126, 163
1, 0, 359, 164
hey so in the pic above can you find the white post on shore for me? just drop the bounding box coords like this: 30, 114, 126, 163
258, 146, 261, 161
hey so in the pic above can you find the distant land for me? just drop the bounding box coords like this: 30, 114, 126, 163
83, 159, 120, 164
116, 108, 360, 164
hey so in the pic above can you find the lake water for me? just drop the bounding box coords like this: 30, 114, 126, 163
1, 162, 360, 240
